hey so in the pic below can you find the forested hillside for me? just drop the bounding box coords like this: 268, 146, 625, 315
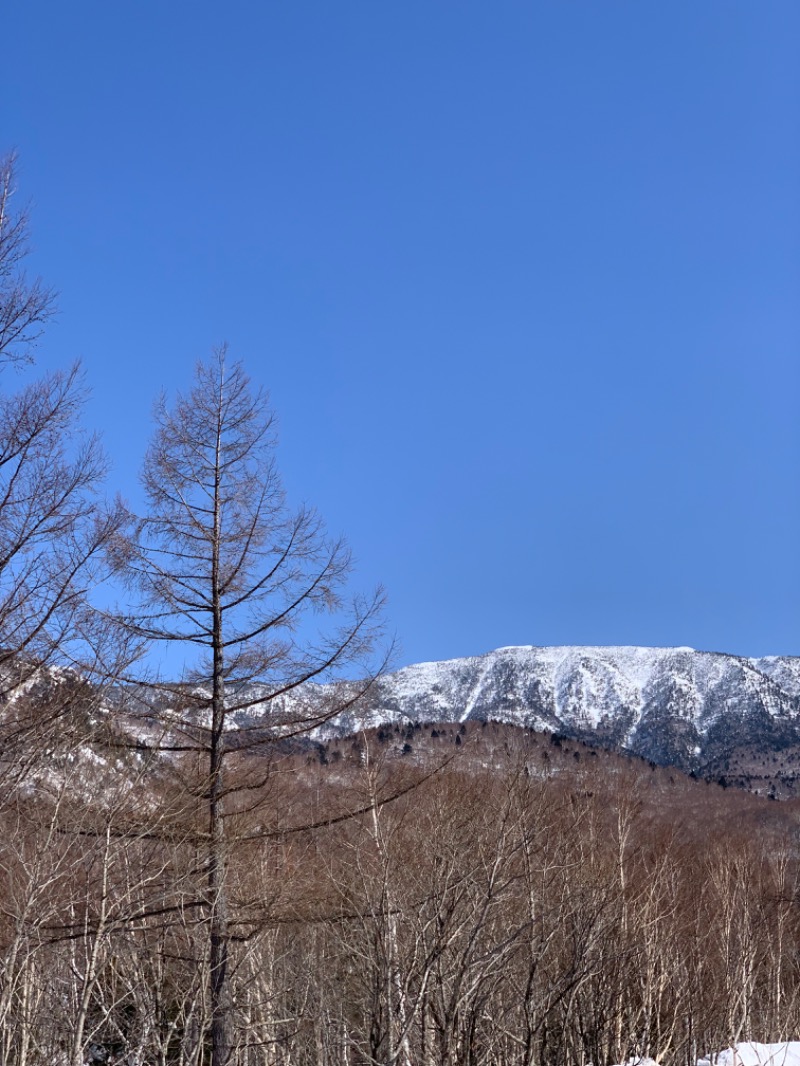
3, 710, 800, 1065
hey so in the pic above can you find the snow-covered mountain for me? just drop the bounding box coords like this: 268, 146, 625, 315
314, 645, 800, 771
49, 644, 800, 786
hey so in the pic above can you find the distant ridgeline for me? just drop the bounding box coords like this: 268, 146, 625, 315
240, 645, 800, 794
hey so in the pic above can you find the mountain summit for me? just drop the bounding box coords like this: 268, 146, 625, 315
321, 645, 800, 775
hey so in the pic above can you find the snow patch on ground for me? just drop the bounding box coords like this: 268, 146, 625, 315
704, 1045, 800, 1066
615, 1043, 800, 1066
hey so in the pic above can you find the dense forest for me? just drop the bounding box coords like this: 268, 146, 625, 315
4, 712, 800, 1066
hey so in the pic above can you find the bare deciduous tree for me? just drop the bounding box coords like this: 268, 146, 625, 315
113, 348, 385, 1066
0, 153, 124, 784
0, 152, 54, 368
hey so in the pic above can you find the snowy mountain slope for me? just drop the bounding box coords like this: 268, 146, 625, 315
48, 645, 800, 787
306, 645, 800, 772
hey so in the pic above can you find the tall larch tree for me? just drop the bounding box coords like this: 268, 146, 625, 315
113, 348, 385, 1066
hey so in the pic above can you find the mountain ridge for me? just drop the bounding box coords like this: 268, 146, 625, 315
303, 644, 800, 777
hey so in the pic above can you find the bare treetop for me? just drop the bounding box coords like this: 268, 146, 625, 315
0, 153, 55, 368
115, 345, 385, 701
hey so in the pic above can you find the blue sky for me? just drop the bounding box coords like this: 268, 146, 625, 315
3, 2, 799, 665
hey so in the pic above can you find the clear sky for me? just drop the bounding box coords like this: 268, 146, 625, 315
3, 2, 799, 666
